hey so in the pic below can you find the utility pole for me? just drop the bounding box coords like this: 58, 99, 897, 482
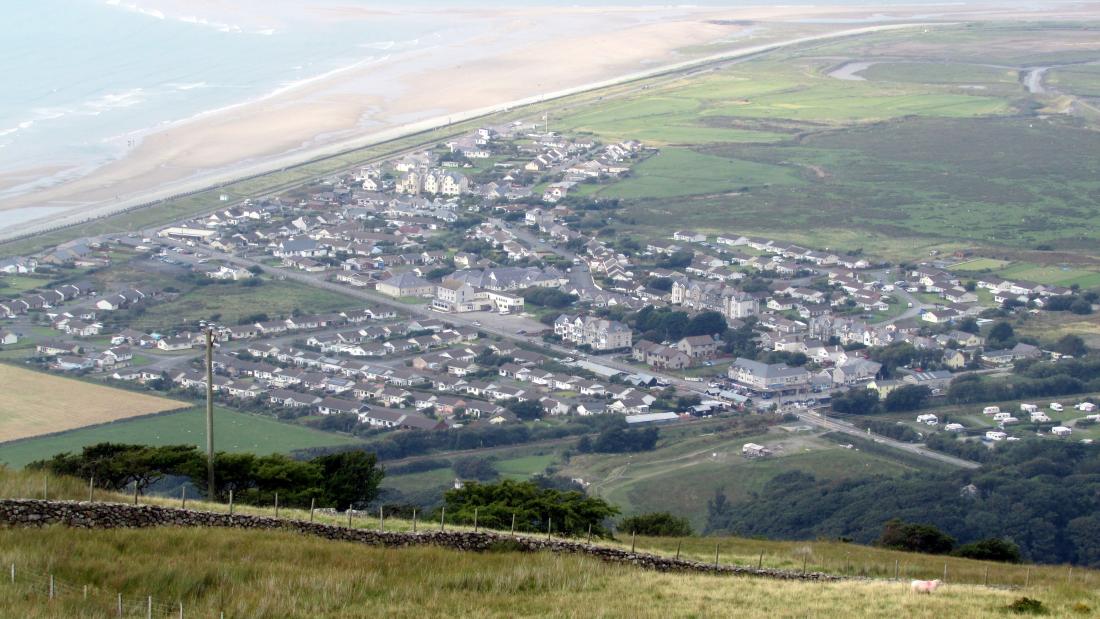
205, 328, 216, 498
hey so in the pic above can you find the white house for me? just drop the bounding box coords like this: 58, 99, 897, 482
916, 413, 938, 425
985, 431, 1007, 441
1052, 426, 1073, 437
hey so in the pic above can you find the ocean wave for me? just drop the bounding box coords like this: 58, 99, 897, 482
168, 82, 209, 91
83, 88, 147, 113
360, 38, 421, 51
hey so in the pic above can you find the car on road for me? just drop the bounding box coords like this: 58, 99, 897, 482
472, 321, 481, 327
516, 329, 526, 335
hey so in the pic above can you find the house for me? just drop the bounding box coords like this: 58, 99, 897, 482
376, 273, 434, 298
0, 330, 18, 346
553, 314, 632, 350
676, 335, 718, 359
1052, 426, 1073, 437
727, 358, 811, 397
672, 230, 706, 243
317, 397, 365, 416
742, 443, 772, 458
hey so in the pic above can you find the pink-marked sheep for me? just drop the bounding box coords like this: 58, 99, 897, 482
910, 579, 943, 594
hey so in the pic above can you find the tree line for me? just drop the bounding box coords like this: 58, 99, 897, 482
30, 444, 384, 510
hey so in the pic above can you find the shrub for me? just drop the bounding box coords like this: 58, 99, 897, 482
1005, 597, 1046, 615
618, 512, 693, 537
952, 538, 1022, 563
877, 518, 955, 554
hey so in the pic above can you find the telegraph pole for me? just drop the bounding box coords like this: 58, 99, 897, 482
205, 328, 216, 498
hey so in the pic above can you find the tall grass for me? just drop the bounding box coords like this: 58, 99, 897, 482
2, 467, 1099, 617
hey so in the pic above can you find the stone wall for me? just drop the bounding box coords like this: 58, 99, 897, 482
0, 499, 840, 581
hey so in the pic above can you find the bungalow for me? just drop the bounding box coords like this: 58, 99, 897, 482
317, 397, 366, 416
376, 273, 434, 298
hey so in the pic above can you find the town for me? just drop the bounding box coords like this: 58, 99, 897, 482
1, 120, 1097, 461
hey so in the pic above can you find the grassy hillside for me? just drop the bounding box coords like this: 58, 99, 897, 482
0, 406, 364, 468
0, 469, 1098, 617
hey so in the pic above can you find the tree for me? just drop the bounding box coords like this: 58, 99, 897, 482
619, 512, 693, 537
314, 451, 385, 510
591, 426, 659, 453
684, 311, 727, 337
957, 317, 980, 334
883, 385, 932, 412
988, 321, 1015, 347
452, 457, 498, 481
877, 518, 956, 554
830, 389, 880, 415
506, 399, 544, 421
441, 479, 619, 537
953, 538, 1022, 563
1051, 335, 1088, 358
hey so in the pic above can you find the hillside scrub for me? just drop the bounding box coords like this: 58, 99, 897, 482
704, 440, 1100, 566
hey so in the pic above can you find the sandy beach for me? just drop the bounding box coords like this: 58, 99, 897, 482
2, 1, 1096, 239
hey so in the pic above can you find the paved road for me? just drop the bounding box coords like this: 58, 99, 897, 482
488, 218, 576, 261
791, 409, 980, 469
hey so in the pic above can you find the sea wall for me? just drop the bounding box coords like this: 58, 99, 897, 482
0, 499, 840, 581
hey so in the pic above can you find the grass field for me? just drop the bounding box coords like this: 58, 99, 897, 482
0, 405, 363, 468
561, 429, 920, 530
995, 263, 1100, 288
122, 278, 362, 330
550, 24, 1100, 254
0, 275, 57, 297
947, 258, 1011, 272
0, 365, 187, 444
1047, 65, 1100, 98
0, 466, 1098, 618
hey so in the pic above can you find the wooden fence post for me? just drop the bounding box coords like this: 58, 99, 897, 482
983, 566, 988, 586
715, 544, 720, 568
347, 509, 352, 528
48, 574, 54, 599
473, 508, 478, 533
1025, 567, 1030, 587
379, 506, 385, 532
133, 481, 139, 506
147, 595, 153, 619
441, 505, 446, 531
802, 553, 807, 574
631, 531, 636, 553
117, 593, 123, 617
181, 486, 186, 510
274, 493, 279, 519
758, 550, 764, 569
587, 524, 593, 545
547, 518, 552, 541
88, 477, 94, 502
510, 513, 516, 536
413, 509, 417, 533
228, 490, 234, 517
43, 474, 48, 500
675, 540, 682, 561
894, 560, 899, 580
310, 498, 315, 523
943, 563, 948, 582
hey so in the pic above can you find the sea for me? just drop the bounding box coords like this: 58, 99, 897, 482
0, 0, 973, 204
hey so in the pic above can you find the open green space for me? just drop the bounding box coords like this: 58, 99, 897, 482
495, 454, 557, 480
124, 278, 361, 330
1047, 65, 1100, 98
995, 263, 1100, 288
599, 148, 802, 200
858, 62, 1022, 87
0, 406, 363, 468
947, 258, 1012, 272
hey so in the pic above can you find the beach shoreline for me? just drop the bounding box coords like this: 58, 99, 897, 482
1, 2, 1096, 240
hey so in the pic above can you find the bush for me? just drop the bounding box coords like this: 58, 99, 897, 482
1005, 597, 1046, 615
452, 457, 498, 481
877, 518, 955, 554
618, 512, 693, 537
953, 538, 1022, 563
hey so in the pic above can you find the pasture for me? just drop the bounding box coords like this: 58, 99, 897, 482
551, 24, 1100, 254
0, 365, 187, 444
0, 405, 363, 468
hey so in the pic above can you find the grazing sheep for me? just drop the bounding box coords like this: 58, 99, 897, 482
910, 579, 943, 594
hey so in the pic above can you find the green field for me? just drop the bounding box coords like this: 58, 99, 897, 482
124, 279, 362, 330
495, 454, 557, 479
1047, 65, 1100, 97
995, 263, 1100, 288
858, 62, 1022, 87
562, 430, 921, 531
947, 258, 1012, 272
0, 406, 364, 467
551, 24, 1100, 254
0, 275, 57, 297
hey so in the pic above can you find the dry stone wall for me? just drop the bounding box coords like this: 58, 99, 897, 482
0, 499, 840, 581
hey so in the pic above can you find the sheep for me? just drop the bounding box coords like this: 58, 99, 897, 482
910, 579, 943, 594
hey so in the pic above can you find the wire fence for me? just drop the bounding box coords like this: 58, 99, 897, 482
4, 563, 209, 618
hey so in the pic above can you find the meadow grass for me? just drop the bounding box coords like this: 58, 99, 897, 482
0, 467, 1099, 617
0, 365, 188, 443
0, 406, 363, 468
